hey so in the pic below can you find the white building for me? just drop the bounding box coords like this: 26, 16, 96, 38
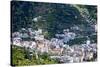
29, 41, 37, 49
32, 16, 42, 22
21, 41, 30, 48
34, 35, 44, 41
12, 37, 22, 47
86, 39, 91, 45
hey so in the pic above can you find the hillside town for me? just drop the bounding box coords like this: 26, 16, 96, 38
11, 28, 97, 63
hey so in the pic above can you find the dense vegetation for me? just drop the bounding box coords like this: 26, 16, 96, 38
11, 1, 97, 39
11, 45, 58, 66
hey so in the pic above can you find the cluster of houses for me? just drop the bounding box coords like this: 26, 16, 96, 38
11, 28, 97, 63
52, 43, 97, 63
